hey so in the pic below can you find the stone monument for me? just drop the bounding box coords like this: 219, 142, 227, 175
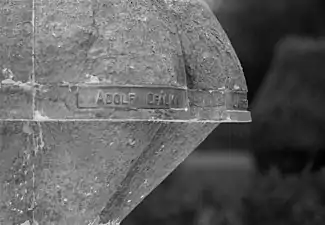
0, 0, 250, 224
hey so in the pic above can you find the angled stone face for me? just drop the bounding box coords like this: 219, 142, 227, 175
0, 121, 217, 225
0, 0, 33, 119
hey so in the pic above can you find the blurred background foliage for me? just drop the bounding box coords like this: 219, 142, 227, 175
121, 0, 325, 224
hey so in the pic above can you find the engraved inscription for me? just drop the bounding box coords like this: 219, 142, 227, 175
96, 91, 136, 106
147, 92, 178, 107
77, 86, 187, 109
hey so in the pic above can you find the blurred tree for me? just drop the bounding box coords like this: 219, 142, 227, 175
214, 0, 325, 102
251, 37, 325, 175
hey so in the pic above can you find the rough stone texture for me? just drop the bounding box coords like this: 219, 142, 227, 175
34, 0, 246, 89
0, 121, 218, 224
251, 37, 325, 150
169, 0, 246, 91
0, 0, 250, 224
32, 0, 249, 120
0, 0, 249, 121
34, 0, 186, 86
0, 0, 34, 119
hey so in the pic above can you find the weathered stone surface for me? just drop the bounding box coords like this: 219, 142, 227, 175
0, 0, 33, 119
0, 0, 250, 121
0, 121, 218, 225
251, 37, 325, 150
32, 0, 249, 121
0, 0, 250, 224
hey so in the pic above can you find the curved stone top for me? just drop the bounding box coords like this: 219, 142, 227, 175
0, 0, 250, 122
